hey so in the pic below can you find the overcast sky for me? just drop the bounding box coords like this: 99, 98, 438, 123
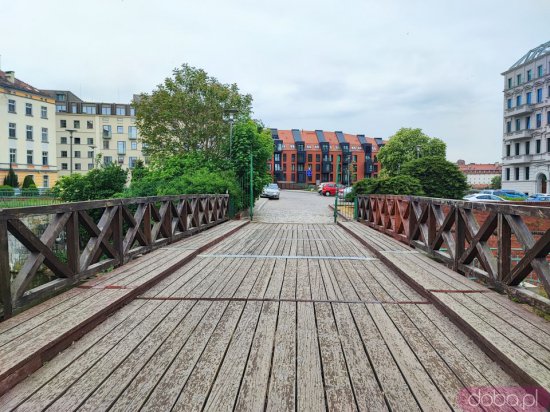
2, 0, 549, 163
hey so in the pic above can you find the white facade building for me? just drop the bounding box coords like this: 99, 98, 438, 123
502, 41, 550, 194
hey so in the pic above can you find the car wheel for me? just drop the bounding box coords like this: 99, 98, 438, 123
325, 191, 331, 197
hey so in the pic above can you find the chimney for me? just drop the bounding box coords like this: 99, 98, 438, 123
5, 71, 15, 84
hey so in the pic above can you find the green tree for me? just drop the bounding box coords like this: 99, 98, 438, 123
130, 159, 148, 182
377, 128, 446, 176
22, 175, 36, 189
490, 175, 502, 189
3, 166, 19, 188
348, 175, 423, 200
401, 156, 468, 199
53, 164, 128, 202
134, 64, 253, 163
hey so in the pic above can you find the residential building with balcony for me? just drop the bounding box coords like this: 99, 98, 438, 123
267, 129, 383, 185
0, 70, 58, 189
501, 40, 550, 194
42, 90, 145, 177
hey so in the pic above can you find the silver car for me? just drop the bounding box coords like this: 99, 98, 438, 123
261, 183, 280, 199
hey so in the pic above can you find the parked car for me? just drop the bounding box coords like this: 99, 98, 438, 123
480, 189, 497, 195
321, 183, 337, 196
338, 186, 353, 199
318, 182, 333, 194
261, 183, 280, 199
494, 189, 528, 200
525, 193, 550, 202
463, 193, 505, 202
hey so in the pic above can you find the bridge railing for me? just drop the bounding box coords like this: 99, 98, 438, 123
0, 194, 229, 317
357, 194, 550, 304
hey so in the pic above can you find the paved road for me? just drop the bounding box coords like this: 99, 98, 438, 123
254, 190, 335, 223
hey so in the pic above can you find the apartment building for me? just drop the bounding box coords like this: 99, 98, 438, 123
501, 40, 550, 194
42, 90, 144, 176
0, 70, 57, 188
456, 160, 501, 189
268, 129, 383, 185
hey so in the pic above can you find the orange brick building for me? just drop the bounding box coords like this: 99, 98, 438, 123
268, 129, 383, 185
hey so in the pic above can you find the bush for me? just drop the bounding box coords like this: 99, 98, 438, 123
22, 175, 36, 189
0, 185, 15, 197
21, 183, 39, 197
348, 175, 424, 200
401, 156, 468, 199
3, 167, 19, 188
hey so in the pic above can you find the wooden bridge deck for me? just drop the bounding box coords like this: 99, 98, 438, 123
2, 222, 538, 411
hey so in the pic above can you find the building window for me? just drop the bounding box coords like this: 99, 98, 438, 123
516, 95, 522, 106
527, 69, 532, 81
56, 93, 66, 101
116, 106, 126, 115
56, 104, 67, 112
536, 113, 542, 128
75, 163, 81, 170
537, 88, 543, 103
507, 78, 512, 88
87, 151, 94, 158
516, 74, 521, 85
71, 103, 78, 114
131, 141, 138, 150
104, 156, 113, 165
515, 167, 520, 180
8, 99, 16, 113
506, 121, 511, 133
87, 138, 94, 145
27, 150, 33, 164
88, 163, 94, 170
117, 141, 126, 154
8, 123, 16, 138
130, 107, 136, 116
60, 137, 67, 144
87, 120, 93, 129
506, 168, 510, 180
74, 120, 80, 129
82, 105, 96, 114
117, 126, 123, 134
103, 140, 110, 149
548, 139, 550, 152
515, 142, 520, 155
61, 151, 68, 158
129, 157, 137, 168
525, 116, 531, 129
103, 125, 112, 138
60, 119, 67, 128
507, 98, 512, 109
291, 154, 296, 162
128, 126, 137, 139
536, 140, 541, 154
525, 141, 530, 155
101, 105, 111, 115
538, 65, 543, 77
74, 151, 81, 158
41, 106, 47, 119
526, 92, 532, 105
43, 175, 49, 188
525, 167, 530, 180
25, 103, 32, 116
9, 149, 16, 164
42, 151, 48, 165
26, 125, 33, 140
61, 163, 68, 170
506, 145, 510, 156
41, 128, 48, 142
74, 137, 81, 144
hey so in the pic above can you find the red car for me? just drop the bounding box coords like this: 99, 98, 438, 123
321, 183, 337, 196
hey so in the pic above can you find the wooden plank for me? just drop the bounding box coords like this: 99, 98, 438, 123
332, 303, 387, 411
97, 300, 211, 412
315, 302, 357, 410
366, 303, 450, 410
140, 301, 229, 410
234, 302, 279, 411
263, 259, 287, 299
296, 302, 325, 411
266, 301, 296, 412
248, 258, 277, 299
204, 301, 262, 411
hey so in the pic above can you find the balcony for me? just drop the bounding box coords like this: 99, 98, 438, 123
503, 154, 532, 165
297, 151, 306, 164
504, 129, 532, 141
504, 104, 534, 117
321, 162, 332, 173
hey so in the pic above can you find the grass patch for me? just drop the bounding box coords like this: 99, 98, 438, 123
0, 198, 63, 209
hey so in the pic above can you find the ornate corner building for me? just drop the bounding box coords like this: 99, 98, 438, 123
502, 41, 550, 194
268, 129, 383, 185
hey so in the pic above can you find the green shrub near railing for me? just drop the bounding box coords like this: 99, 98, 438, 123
0, 187, 15, 197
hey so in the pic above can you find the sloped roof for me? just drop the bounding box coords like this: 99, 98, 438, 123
0, 70, 50, 98
508, 40, 550, 70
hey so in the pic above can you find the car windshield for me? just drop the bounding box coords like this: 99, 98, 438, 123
267, 184, 279, 189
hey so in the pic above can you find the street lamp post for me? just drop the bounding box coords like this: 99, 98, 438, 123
223, 108, 238, 159
66, 129, 76, 174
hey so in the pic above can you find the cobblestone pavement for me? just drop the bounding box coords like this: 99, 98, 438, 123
253, 189, 335, 223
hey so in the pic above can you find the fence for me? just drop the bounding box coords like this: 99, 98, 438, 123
356, 195, 550, 302
0, 190, 62, 209
0, 194, 229, 317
